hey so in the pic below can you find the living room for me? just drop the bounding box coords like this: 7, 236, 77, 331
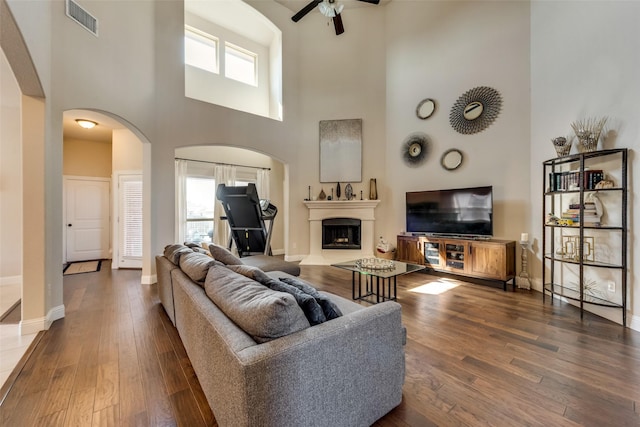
1, 0, 639, 424
3, 0, 638, 331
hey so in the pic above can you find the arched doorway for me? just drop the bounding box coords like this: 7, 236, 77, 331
63, 109, 154, 283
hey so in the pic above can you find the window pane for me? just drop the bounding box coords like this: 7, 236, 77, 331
186, 177, 216, 220
121, 179, 143, 258
186, 220, 214, 244
185, 28, 218, 73
225, 43, 256, 86
186, 176, 215, 244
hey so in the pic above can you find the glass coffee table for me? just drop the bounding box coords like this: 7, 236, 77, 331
331, 258, 425, 304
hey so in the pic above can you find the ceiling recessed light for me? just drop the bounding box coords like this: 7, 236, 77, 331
76, 119, 98, 129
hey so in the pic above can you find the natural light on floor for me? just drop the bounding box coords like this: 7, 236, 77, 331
409, 278, 460, 295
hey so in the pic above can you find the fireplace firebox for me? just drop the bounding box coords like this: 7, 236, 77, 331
322, 218, 361, 250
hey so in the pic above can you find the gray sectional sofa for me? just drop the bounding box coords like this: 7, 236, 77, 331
156, 244, 406, 427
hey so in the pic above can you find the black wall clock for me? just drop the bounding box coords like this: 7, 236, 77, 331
450, 86, 502, 134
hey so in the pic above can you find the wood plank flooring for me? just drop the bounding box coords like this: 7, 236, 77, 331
1, 261, 639, 426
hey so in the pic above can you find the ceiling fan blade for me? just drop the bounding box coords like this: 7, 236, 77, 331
357, 0, 380, 4
292, 0, 323, 22
333, 13, 344, 35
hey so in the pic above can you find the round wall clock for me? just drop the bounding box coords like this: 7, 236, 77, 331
449, 86, 502, 134
402, 132, 430, 166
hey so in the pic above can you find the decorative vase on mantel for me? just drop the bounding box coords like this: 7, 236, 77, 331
336, 182, 341, 199
369, 178, 378, 200
345, 183, 353, 200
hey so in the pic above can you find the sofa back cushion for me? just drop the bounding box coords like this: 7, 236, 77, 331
204, 265, 310, 343
164, 244, 193, 265
179, 252, 216, 285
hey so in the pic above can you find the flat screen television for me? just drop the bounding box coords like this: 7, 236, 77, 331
406, 186, 493, 237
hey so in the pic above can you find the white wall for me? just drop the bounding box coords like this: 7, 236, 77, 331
531, 1, 640, 326
113, 128, 143, 172
384, 2, 531, 243
0, 49, 22, 284
294, 6, 388, 256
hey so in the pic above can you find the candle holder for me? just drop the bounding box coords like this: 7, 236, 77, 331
517, 240, 531, 290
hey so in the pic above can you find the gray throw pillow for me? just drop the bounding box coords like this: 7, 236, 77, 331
204, 266, 309, 343
179, 252, 216, 284
261, 278, 327, 326
279, 277, 343, 320
208, 243, 243, 265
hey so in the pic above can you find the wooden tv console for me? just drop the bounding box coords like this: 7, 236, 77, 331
396, 234, 516, 290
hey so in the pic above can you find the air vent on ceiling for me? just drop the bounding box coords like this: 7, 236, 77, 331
65, 0, 98, 36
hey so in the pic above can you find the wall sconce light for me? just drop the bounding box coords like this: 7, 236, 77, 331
76, 119, 97, 129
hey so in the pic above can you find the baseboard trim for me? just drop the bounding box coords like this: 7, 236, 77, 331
272, 248, 285, 256
141, 274, 157, 285
19, 304, 65, 335
285, 254, 305, 262
629, 313, 640, 332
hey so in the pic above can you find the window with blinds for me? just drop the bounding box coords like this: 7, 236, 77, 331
121, 177, 143, 259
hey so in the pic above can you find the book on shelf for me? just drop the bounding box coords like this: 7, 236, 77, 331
548, 170, 604, 191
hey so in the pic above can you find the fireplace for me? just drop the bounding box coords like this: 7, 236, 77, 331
301, 200, 380, 265
322, 218, 361, 250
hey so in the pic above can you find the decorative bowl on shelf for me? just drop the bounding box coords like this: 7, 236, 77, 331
551, 136, 572, 157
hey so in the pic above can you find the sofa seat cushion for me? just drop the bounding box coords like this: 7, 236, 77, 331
204, 265, 310, 343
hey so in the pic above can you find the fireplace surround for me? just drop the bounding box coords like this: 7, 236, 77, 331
301, 200, 380, 265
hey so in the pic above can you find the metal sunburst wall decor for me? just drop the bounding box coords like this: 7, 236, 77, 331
449, 86, 502, 134
402, 132, 430, 167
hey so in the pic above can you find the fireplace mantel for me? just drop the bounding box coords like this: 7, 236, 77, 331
301, 200, 380, 265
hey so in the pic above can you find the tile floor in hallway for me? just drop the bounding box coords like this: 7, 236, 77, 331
0, 283, 36, 388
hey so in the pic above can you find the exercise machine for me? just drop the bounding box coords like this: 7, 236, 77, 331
216, 183, 277, 257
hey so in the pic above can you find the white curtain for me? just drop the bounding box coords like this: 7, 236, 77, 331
256, 168, 270, 201
214, 164, 237, 247
175, 159, 188, 243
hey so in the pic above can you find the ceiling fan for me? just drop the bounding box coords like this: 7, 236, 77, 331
291, 0, 380, 36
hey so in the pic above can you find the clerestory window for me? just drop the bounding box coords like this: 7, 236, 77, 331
224, 42, 257, 86
184, 26, 218, 74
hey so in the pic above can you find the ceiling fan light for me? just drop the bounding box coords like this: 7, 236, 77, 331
319, 1, 342, 18
76, 119, 98, 129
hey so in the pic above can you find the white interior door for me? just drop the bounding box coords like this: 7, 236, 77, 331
117, 174, 143, 269
65, 177, 110, 262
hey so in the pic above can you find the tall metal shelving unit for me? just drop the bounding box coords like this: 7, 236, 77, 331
542, 148, 628, 326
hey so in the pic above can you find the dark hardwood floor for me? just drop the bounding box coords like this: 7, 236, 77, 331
1, 261, 639, 426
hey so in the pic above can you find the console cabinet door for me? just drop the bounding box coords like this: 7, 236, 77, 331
422, 239, 442, 269
397, 236, 424, 264
469, 241, 515, 280
443, 240, 469, 274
